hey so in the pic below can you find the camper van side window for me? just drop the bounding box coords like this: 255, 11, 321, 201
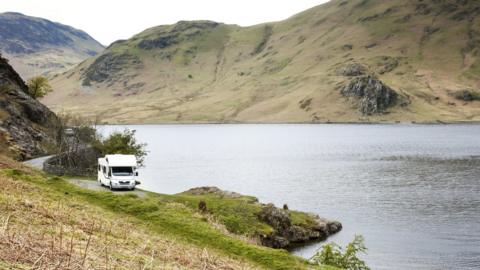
98, 165, 101, 171
102, 166, 106, 174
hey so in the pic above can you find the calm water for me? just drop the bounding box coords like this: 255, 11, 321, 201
100, 124, 480, 270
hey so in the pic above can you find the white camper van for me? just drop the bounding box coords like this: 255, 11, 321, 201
97, 154, 139, 190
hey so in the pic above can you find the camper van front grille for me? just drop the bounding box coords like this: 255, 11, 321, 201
119, 181, 131, 185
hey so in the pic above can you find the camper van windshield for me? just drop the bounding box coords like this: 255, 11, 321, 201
111, 167, 133, 176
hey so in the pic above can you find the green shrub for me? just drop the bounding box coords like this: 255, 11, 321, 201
26, 76, 53, 99
310, 235, 370, 270
92, 129, 147, 167
452, 90, 480, 102
472, 91, 480, 101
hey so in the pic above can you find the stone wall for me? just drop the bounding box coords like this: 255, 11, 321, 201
43, 149, 97, 177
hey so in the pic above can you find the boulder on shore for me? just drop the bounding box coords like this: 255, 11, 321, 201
183, 187, 342, 249
257, 203, 342, 249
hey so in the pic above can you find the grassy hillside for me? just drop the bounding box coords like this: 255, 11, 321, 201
0, 156, 341, 270
0, 12, 104, 79
0, 158, 256, 269
45, 0, 480, 123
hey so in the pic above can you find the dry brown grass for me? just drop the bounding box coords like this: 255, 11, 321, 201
0, 155, 33, 171
0, 168, 259, 270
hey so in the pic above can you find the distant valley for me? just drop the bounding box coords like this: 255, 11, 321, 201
0, 12, 104, 79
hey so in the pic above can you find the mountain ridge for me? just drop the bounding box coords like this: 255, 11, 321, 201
0, 12, 104, 79
44, 0, 480, 123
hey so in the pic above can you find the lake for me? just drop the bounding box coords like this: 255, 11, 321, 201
100, 124, 480, 270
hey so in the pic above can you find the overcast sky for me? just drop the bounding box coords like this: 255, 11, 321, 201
0, 0, 329, 46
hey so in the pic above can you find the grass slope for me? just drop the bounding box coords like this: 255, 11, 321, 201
0, 157, 337, 269
45, 0, 480, 123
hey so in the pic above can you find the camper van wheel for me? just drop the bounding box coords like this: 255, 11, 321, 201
109, 182, 113, 191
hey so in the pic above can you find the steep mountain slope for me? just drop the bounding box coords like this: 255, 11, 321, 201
0, 12, 104, 79
0, 54, 59, 160
45, 0, 480, 123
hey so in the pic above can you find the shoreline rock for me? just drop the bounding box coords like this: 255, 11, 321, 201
184, 187, 342, 249
258, 203, 342, 249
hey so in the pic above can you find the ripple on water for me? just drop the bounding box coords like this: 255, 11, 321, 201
99, 124, 480, 270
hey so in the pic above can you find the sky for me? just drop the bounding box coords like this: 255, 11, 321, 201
0, 0, 329, 46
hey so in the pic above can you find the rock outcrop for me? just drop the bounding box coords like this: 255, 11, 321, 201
137, 21, 220, 50
184, 186, 342, 249
0, 54, 59, 160
341, 75, 398, 115
451, 90, 480, 101
82, 53, 143, 85
336, 63, 367, 76
258, 204, 342, 249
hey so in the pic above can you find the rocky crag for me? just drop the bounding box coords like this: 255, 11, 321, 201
0, 54, 59, 160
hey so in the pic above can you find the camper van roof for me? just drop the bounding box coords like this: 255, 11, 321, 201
105, 154, 137, 167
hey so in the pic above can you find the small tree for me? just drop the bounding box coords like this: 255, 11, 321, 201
92, 129, 147, 167
26, 76, 53, 99
310, 235, 370, 270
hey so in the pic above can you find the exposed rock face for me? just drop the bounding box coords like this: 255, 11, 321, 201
0, 55, 59, 160
452, 90, 480, 101
82, 53, 142, 85
257, 204, 342, 249
337, 63, 367, 76
138, 21, 220, 50
341, 75, 398, 115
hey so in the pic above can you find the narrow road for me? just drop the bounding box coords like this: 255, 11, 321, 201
23, 155, 147, 198
68, 179, 147, 198
22, 155, 54, 170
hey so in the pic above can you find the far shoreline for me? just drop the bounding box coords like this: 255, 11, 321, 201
96, 120, 480, 126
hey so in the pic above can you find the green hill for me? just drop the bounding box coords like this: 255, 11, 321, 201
45, 0, 480, 123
